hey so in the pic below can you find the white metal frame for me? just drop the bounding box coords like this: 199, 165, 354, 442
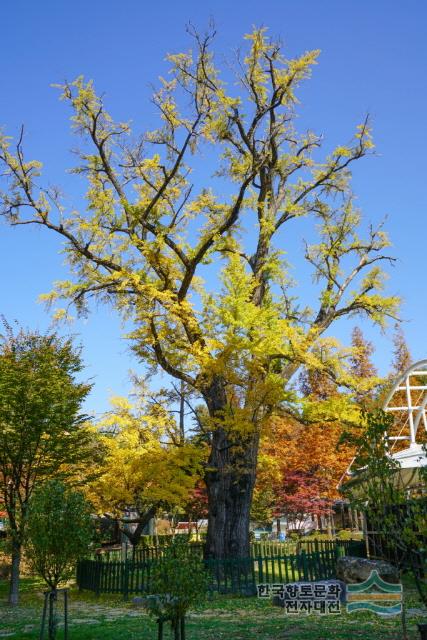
383, 359, 427, 452
339, 360, 427, 487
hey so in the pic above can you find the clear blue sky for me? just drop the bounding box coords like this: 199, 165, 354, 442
1, 0, 426, 415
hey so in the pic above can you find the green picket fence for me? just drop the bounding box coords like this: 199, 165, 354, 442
252, 538, 366, 558
78, 542, 361, 598
251, 540, 298, 557
93, 543, 205, 563
95, 538, 365, 563
299, 539, 365, 557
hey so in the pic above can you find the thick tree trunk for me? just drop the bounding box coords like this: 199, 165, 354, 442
205, 450, 256, 558
8, 539, 21, 606
203, 376, 258, 559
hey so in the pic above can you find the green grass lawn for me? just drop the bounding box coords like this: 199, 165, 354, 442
0, 577, 426, 639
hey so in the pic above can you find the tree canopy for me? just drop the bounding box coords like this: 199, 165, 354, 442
87, 394, 204, 547
253, 411, 357, 531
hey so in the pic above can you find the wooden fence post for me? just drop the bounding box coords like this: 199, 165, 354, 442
257, 556, 263, 584
64, 589, 68, 640
123, 558, 130, 601
96, 560, 102, 597
300, 550, 308, 580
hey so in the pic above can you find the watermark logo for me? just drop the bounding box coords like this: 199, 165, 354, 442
257, 571, 402, 617
346, 570, 402, 616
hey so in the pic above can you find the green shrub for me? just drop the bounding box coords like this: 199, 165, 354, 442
336, 529, 363, 541
287, 532, 300, 541
144, 536, 209, 637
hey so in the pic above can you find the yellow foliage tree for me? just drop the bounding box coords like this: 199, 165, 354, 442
87, 395, 205, 548
0, 27, 398, 558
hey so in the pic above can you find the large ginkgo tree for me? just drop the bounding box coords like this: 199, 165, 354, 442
0, 27, 398, 558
